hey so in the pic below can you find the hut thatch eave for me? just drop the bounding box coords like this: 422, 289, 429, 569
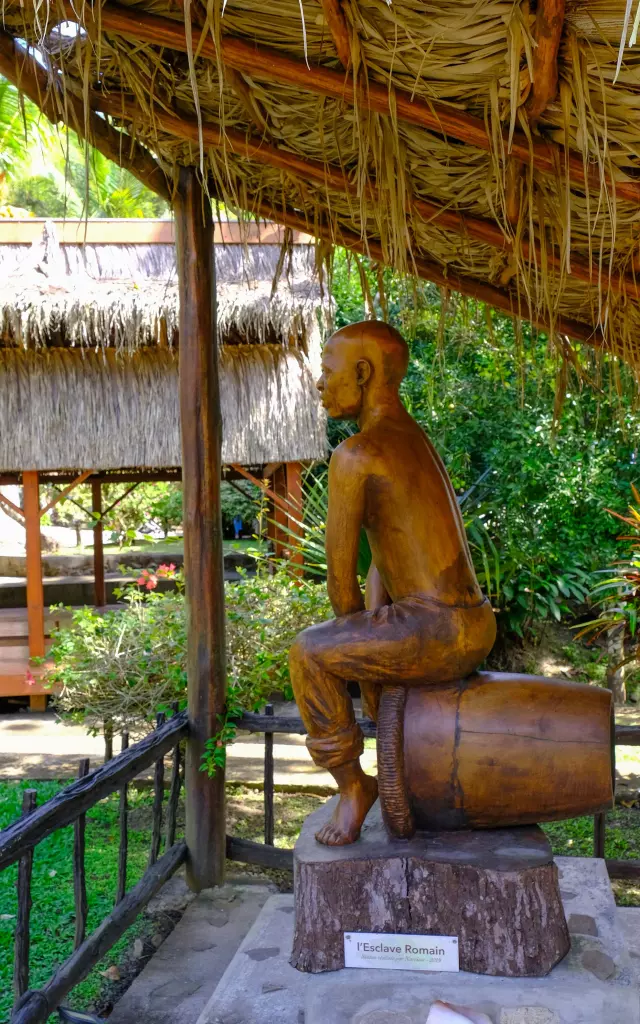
0, 221, 328, 471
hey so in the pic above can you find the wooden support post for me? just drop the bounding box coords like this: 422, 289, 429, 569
23, 472, 46, 713
73, 759, 90, 949
271, 465, 288, 560
149, 712, 166, 867
264, 704, 275, 846
286, 462, 304, 577
13, 789, 37, 1002
594, 812, 606, 859
116, 731, 129, 904
92, 480, 106, 608
176, 167, 227, 892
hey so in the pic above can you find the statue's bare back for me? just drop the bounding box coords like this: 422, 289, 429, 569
336, 410, 484, 608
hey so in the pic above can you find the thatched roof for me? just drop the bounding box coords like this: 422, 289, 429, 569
1, 0, 639, 370
0, 221, 324, 353
0, 221, 328, 470
0, 346, 325, 469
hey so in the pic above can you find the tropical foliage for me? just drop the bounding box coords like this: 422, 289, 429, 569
332, 252, 640, 640
577, 488, 640, 698
0, 76, 167, 218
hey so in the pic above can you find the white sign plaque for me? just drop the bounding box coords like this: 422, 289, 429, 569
343, 931, 459, 972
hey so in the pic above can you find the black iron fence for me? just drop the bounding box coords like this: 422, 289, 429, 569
2, 708, 640, 1022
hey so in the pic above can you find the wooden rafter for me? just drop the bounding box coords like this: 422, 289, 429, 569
61, 0, 640, 206
527, 0, 566, 121
0, 30, 171, 202
247, 196, 604, 347
505, 159, 522, 227
40, 470, 93, 517
91, 88, 640, 301
0, 491, 25, 521
231, 464, 294, 516
319, 0, 351, 68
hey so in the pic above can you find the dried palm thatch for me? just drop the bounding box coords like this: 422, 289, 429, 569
1, 0, 639, 370
0, 224, 325, 354
0, 345, 325, 469
0, 222, 328, 469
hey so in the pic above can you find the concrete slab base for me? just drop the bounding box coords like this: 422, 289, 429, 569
108, 876, 275, 1024
198, 859, 639, 1024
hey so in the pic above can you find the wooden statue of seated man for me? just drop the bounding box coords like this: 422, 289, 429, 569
289, 320, 496, 846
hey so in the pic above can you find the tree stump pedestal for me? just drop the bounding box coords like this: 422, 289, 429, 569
291, 799, 570, 977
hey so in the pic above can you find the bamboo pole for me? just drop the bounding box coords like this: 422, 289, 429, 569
176, 167, 227, 891
62, 0, 640, 206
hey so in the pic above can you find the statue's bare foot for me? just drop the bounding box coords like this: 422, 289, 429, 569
316, 773, 378, 846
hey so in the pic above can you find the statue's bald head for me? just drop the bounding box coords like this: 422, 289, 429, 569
317, 320, 409, 420
329, 321, 409, 386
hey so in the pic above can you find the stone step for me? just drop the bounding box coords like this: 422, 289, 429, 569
107, 874, 275, 1024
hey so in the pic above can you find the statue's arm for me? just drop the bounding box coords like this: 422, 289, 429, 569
326, 446, 366, 618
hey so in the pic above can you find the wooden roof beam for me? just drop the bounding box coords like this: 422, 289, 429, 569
527, 0, 566, 121
60, 0, 640, 207
319, 0, 351, 68
91, 88, 640, 301
0, 30, 171, 202
248, 197, 603, 348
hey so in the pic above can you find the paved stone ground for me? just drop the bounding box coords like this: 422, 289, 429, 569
103, 870, 640, 1024
108, 875, 276, 1024
196, 867, 640, 1024
0, 708, 377, 786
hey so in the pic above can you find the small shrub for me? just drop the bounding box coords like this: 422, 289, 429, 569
46, 566, 331, 746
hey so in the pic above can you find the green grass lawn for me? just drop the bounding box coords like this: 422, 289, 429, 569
2, 781, 640, 1020
61, 537, 265, 557
0, 781, 166, 1023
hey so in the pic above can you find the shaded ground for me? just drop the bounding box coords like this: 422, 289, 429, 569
0, 708, 377, 787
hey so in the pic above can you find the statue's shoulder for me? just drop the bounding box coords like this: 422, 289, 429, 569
331, 434, 377, 474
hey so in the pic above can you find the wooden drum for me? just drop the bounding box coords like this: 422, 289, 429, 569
377, 671, 615, 838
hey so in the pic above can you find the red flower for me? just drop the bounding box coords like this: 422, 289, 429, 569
157, 563, 177, 579
145, 576, 158, 590
25, 670, 35, 687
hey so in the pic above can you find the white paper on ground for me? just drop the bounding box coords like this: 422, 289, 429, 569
425, 1001, 494, 1024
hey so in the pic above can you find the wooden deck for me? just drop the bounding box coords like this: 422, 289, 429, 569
0, 610, 69, 707
0, 645, 51, 707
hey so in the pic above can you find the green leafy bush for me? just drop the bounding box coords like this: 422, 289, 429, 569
47, 566, 187, 729
577, 487, 640, 694
468, 518, 591, 638
47, 566, 331, 742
